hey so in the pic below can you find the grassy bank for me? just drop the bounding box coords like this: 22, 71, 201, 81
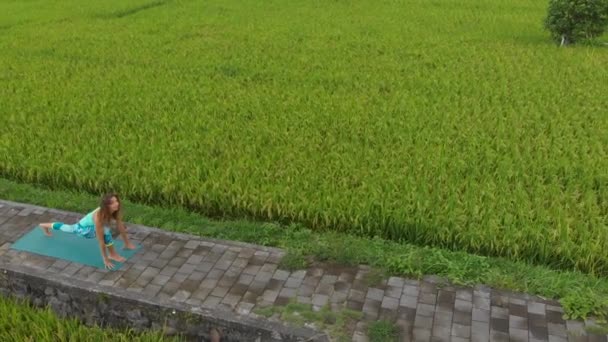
0, 295, 179, 341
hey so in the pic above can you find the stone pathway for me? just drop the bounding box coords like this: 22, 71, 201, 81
0, 199, 606, 341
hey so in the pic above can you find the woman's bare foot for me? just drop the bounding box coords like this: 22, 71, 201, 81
108, 252, 126, 263
40, 225, 52, 237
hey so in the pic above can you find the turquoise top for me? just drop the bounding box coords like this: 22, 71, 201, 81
77, 208, 100, 229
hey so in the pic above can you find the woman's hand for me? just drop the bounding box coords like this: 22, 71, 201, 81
103, 257, 115, 270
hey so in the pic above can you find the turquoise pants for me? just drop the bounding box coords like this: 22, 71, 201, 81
51, 222, 113, 246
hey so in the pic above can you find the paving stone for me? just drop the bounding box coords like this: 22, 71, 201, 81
418, 291, 436, 306
184, 240, 200, 249
243, 265, 261, 275
237, 248, 255, 259
529, 324, 548, 341
177, 263, 196, 274
417, 303, 436, 317
231, 257, 249, 269
74, 266, 96, 280
51, 259, 70, 270
143, 284, 162, 297
279, 287, 297, 299
453, 310, 472, 325
401, 295, 418, 309
298, 284, 315, 297
221, 294, 241, 309
491, 317, 510, 334
473, 308, 490, 322
160, 282, 180, 297
529, 313, 547, 328
492, 306, 510, 319
413, 327, 432, 341
362, 299, 380, 320
472, 320, 490, 342
260, 263, 277, 274
348, 289, 366, 302
474, 295, 491, 310
142, 251, 160, 262
186, 254, 204, 264
202, 296, 222, 308
510, 315, 529, 330
86, 271, 107, 283
247, 280, 267, 295
381, 296, 399, 310
308, 293, 327, 307
205, 268, 224, 280
490, 330, 510, 342
254, 271, 273, 283
455, 298, 473, 312
511, 303, 529, 318
151, 244, 166, 253
451, 337, 469, 342
151, 274, 171, 286
509, 327, 529, 341
185, 298, 202, 306
192, 261, 211, 273
228, 283, 249, 297
510, 297, 527, 306
330, 290, 348, 304
179, 279, 200, 293
150, 258, 169, 269
366, 288, 384, 301
171, 290, 191, 303
316, 283, 334, 296
187, 271, 205, 282
192, 287, 212, 301
272, 269, 290, 281
433, 311, 453, 325
437, 289, 455, 303
547, 323, 567, 337
347, 299, 364, 311
403, 282, 420, 298
388, 276, 406, 288
320, 274, 337, 285
546, 310, 565, 324
432, 324, 451, 339
266, 253, 283, 264
284, 276, 303, 288
218, 275, 238, 289
297, 296, 312, 305
172, 272, 188, 283
415, 314, 434, 329
456, 289, 473, 302
236, 302, 255, 315
546, 305, 563, 313
62, 264, 82, 277
528, 302, 546, 315
419, 282, 438, 294
452, 322, 471, 338
166, 255, 187, 267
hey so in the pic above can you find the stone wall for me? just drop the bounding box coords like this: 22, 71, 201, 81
0, 263, 326, 342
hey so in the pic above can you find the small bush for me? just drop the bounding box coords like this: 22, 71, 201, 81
545, 0, 608, 45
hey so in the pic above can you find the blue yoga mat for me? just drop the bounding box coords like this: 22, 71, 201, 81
11, 226, 142, 270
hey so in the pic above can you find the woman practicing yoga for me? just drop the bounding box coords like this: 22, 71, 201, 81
39, 193, 136, 270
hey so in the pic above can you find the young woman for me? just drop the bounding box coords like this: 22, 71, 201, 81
39, 193, 137, 270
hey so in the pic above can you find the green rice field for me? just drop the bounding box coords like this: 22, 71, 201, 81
0, 0, 607, 275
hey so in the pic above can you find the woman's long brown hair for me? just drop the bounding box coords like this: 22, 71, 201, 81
99, 193, 122, 225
